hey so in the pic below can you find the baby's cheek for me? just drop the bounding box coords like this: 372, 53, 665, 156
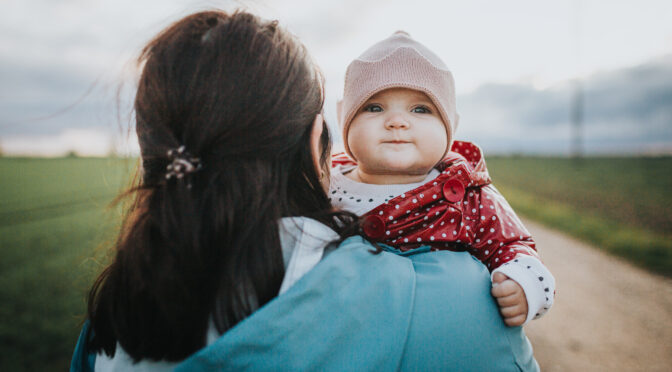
421, 135, 449, 162
346, 132, 366, 160
348, 126, 376, 153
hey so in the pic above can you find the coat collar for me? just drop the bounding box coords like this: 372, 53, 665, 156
440, 140, 491, 187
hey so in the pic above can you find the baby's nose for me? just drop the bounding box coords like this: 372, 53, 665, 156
384, 115, 410, 129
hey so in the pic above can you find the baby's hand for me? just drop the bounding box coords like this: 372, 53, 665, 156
491, 272, 528, 327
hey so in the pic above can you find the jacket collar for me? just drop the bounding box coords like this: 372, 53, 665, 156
439, 140, 491, 187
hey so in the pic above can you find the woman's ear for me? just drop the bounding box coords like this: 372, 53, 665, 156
310, 113, 329, 191
310, 113, 324, 174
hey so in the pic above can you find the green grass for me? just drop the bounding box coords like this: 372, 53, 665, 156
487, 156, 672, 277
0, 157, 135, 371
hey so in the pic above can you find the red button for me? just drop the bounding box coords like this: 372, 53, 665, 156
361, 215, 386, 239
442, 179, 465, 203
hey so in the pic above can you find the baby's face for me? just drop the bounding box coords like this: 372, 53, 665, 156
348, 88, 448, 177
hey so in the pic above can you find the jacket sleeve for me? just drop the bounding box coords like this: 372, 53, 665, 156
466, 184, 556, 323
176, 236, 540, 371
465, 184, 537, 269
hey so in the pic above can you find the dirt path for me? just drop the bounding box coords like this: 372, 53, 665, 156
521, 218, 672, 371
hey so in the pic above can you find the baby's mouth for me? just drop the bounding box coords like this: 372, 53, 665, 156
383, 140, 411, 144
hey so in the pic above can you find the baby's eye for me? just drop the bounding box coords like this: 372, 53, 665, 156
362, 104, 383, 113
412, 106, 431, 114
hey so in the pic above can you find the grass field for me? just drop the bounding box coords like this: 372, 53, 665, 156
0, 156, 670, 370
0, 157, 135, 371
487, 156, 672, 277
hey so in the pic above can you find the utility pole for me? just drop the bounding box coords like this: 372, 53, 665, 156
571, 80, 584, 160
571, 0, 584, 163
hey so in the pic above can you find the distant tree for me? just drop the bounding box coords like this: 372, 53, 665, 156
65, 150, 79, 158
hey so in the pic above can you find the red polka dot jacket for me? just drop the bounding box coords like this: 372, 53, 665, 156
331, 141, 555, 321
333, 140, 539, 271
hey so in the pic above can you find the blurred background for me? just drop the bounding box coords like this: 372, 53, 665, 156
1, 0, 670, 370
2, 0, 672, 155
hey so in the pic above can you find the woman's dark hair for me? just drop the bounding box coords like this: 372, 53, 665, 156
86, 10, 357, 362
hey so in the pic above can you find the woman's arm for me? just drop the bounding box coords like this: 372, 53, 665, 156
175, 236, 539, 371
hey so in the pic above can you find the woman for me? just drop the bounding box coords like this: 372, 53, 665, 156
72, 10, 538, 371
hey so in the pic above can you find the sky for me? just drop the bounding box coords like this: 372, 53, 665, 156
1, 0, 671, 156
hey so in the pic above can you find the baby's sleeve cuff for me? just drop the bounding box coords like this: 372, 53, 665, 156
491, 255, 556, 325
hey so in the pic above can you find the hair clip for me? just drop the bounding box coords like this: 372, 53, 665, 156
165, 145, 202, 187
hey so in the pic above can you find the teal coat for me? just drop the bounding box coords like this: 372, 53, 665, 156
72, 236, 538, 371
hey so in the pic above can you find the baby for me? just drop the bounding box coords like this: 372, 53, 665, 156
330, 31, 555, 326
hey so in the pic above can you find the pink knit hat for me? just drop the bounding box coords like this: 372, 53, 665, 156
338, 31, 459, 159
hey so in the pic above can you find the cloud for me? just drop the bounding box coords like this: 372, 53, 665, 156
1, 0, 671, 155
456, 55, 672, 154
0, 53, 137, 139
